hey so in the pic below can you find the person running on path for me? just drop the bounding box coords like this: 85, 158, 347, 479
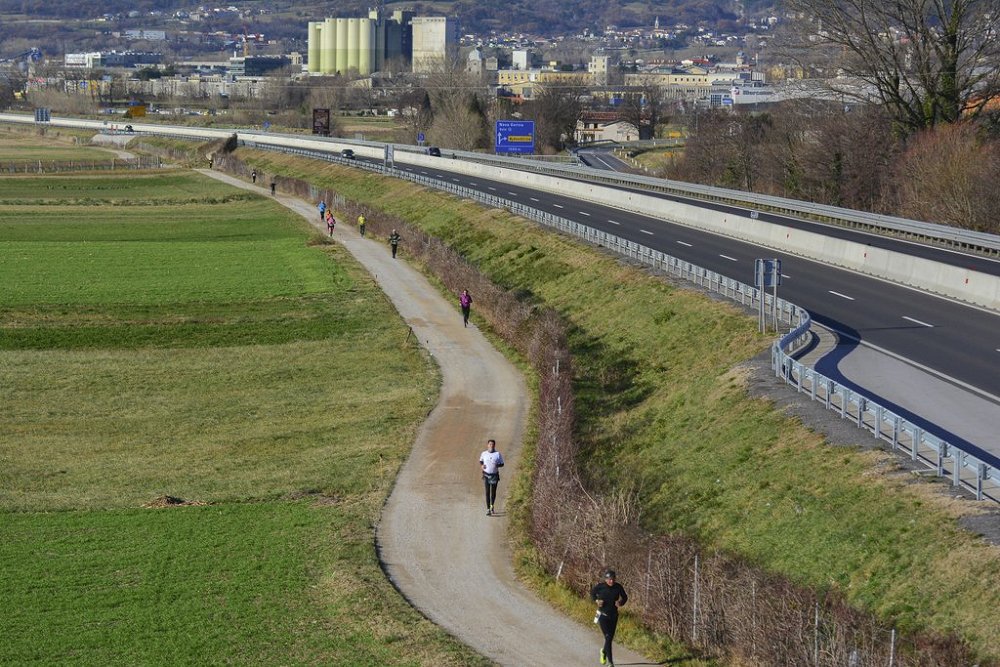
251, 169, 257, 184
357, 214, 366, 237
388, 229, 401, 259
591, 570, 628, 666
319, 200, 327, 222
326, 210, 336, 236
270, 179, 276, 196
459, 289, 473, 328
478, 439, 504, 515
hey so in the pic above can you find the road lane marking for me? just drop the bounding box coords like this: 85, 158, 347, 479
508, 191, 518, 196
719, 254, 738, 262
640, 229, 653, 235
903, 316, 934, 328
828, 291, 855, 301
676, 240, 692, 247
553, 204, 564, 208
530, 197, 539, 202
579, 211, 591, 216
488, 186, 496, 191
608, 219, 621, 225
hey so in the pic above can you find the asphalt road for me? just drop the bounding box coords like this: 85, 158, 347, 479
390, 160, 1000, 461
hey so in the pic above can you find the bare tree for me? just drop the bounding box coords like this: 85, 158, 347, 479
895, 122, 1000, 232
766, 100, 898, 210
784, 0, 1000, 133
522, 84, 581, 152
423, 58, 491, 150
617, 75, 671, 140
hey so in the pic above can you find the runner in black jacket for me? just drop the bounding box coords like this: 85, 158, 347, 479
590, 570, 627, 666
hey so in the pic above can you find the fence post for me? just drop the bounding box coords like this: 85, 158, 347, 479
813, 601, 820, 666
692, 554, 699, 643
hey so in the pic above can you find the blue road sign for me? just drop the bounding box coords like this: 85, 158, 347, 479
495, 120, 535, 154
417, 131, 425, 144
754, 258, 782, 288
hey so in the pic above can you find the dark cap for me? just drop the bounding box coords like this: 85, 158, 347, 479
604, 569, 616, 579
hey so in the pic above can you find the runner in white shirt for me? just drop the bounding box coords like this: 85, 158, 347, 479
478, 439, 505, 516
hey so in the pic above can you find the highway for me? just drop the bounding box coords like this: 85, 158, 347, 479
385, 158, 1000, 459
3, 113, 997, 461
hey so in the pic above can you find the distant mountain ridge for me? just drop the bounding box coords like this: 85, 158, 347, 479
0, 0, 776, 35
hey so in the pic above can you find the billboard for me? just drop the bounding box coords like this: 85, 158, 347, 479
495, 120, 535, 154
312, 108, 331, 136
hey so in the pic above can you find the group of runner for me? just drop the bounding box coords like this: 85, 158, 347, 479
315, 190, 626, 667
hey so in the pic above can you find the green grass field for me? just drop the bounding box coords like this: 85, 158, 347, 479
0, 129, 115, 162
0, 160, 489, 666
236, 147, 1000, 661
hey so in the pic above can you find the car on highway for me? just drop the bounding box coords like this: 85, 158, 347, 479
340, 148, 355, 159
426, 146, 441, 157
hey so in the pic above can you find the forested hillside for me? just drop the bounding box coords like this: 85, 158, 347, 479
0, 0, 777, 34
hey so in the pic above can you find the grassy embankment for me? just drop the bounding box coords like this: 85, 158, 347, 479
0, 163, 490, 666
233, 147, 1000, 662
0, 126, 117, 162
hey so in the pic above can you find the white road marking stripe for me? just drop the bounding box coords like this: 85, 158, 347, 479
530, 197, 540, 202
488, 186, 496, 191
828, 291, 855, 301
469, 182, 478, 186
508, 192, 518, 196
553, 204, 564, 208
640, 229, 653, 235
608, 219, 620, 225
579, 211, 591, 216
719, 254, 738, 262
676, 240, 692, 247
903, 316, 934, 328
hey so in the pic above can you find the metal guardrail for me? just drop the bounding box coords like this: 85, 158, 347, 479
451, 150, 1000, 258
244, 138, 999, 504
6, 112, 999, 256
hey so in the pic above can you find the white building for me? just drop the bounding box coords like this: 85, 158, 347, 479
512, 49, 530, 70
411, 16, 457, 73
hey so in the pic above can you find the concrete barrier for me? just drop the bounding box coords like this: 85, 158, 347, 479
390, 153, 1000, 311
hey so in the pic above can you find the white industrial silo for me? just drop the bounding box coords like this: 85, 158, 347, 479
322, 18, 336, 73
308, 22, 321, 73
358, 18, 374, 75
347, 18, 360, 72
335, 18, 349, 74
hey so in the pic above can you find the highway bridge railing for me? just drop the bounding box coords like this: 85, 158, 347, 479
245, 138, 999, 504
447, 150, 1000, 258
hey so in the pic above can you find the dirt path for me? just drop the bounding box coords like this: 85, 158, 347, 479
199, 170, 651, 667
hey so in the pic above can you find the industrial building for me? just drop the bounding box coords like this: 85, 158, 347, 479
410, 16, 458, 73
64, 51, 163, 69
307, 10, 456, 76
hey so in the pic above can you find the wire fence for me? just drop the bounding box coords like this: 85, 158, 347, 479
0, 157, 164, 173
